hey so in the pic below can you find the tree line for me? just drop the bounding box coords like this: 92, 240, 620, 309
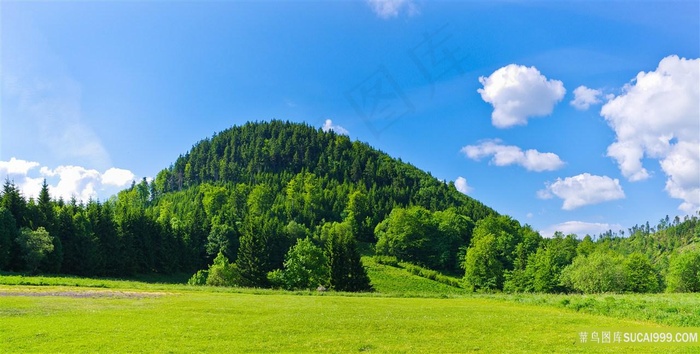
2, 121, 696, 293
0, 121, 495, 291
461, 214, 699, 293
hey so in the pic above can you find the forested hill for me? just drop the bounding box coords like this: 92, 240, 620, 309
2, 120, 698, 294
153, 120, 495, 225
0, 120, 496, 286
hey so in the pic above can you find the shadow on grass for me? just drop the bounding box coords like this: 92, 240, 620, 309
0, 271, 191, 286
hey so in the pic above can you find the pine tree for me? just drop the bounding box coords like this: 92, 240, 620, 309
0, 207, 18, 270
36, 180, 63, 273
236, 216, 273, 287
323, 221, 372, 292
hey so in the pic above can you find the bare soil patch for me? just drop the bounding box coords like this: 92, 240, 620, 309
0, 289, 165, 299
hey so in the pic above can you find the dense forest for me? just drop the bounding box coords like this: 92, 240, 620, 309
1, 121, 698, 293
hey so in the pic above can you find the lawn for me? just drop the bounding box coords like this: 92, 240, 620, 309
1, 282, 699, 353
1, 262, 699, 353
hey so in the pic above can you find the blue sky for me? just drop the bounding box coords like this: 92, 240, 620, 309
1, 1, 698, 237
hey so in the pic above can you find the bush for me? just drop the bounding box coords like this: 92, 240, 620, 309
401, 262, 463, 288
188, 270, 209, 286
267, 238, 329, 290
373, 255, 400, 267
666, 250, 700, 293
16, 227, 54, 273
560, 252, 626, 293
187, 251, 240, 287
624, 252, 660, 293
206, 261, 239, 287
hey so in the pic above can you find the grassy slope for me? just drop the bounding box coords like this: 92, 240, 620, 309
362, 256, 469, 296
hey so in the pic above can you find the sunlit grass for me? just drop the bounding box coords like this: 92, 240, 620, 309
4, 283, 698, 353
478, 292, 700, 328
363, 256, 469, 297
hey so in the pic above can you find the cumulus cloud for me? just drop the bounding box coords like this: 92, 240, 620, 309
102, 168, 136, 187
600, 55, 699, 212
366, 0, 419, 19
660, 141, 700, 213
321, 119, 349, 135
570, 85, 603, 110
0, 157, 135, 202
539, 221, 623, 238
478, 64, 565, 128
0, 157, 40, 175
47, 166, 102, 202
461, 139, 565, 172
538, 173, 625, 210
454, 176, 472, 194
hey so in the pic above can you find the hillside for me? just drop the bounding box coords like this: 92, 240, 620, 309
0, 120, 497, 286
153, 120, 495, 223
2, 120, 698, 295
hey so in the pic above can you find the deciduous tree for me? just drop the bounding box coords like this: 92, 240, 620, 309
666, 250, 700, 293
16, 227, 54, 273
268, 237, 329, 290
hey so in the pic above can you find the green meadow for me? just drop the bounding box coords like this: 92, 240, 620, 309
1, 261, 699, 353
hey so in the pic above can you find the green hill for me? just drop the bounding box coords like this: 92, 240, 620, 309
0, 120, 497, 287
153, 120, 495, 224
3, 120, 697, 295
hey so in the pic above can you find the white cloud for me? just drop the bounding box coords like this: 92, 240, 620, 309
0, 157, 135, 202
0, 157, 40, 175
102, 168, 136, 187
20, 177, 45, 202
570, 85, 602, 110
600, 55, 699, 212
46, 166, 102, 202
539, 221, 623, 238
366, 0, 419, 19
538, 173, 625, 210
477, 64, 565, 128
321, 119, 349, 135
454, 176, 473, 194
461, 139, 565, 172
660, 141, 700, 213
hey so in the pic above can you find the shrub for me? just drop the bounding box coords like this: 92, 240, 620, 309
187, 251, 240, 287
403, 262, 463, 288
624, 252, 660, 293
374, 255, 399, 267
267, 238, 329, 290
560, 252, 626, 293
188, 270, 209, 286
666, 250, 700, 293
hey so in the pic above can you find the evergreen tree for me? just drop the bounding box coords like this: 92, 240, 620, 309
323, 221, 371, 292
0, 207, 18, 270
2, 179, 27, 229
236, 216, 274, 287
37, 179, 54, 230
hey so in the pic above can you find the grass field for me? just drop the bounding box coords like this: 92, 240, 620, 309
1, 262, 699, 353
